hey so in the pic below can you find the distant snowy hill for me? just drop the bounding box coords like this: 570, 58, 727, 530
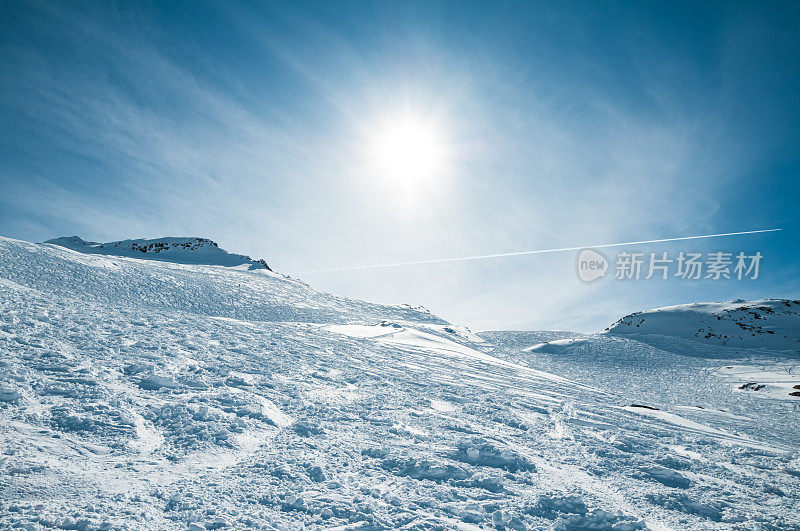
46, 236, 272, 270
1, 236, 798, 529
604, 299, 800, 353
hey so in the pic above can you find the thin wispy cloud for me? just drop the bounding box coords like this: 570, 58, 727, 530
1, 1, 796, 331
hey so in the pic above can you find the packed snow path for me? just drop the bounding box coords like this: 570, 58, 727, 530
0, 236, 798, 529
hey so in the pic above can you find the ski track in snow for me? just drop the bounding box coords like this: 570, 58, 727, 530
0, 236, 798, 530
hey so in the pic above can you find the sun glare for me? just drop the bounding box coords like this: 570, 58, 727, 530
367, 114, 449, 186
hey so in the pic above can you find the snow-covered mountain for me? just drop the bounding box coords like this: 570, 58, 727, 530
604, 299, 800, 353
1, 235, 798, 530
46, 236, 272, 271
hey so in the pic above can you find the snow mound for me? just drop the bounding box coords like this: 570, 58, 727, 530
46, 236, 272, 270
525, 338, 590, 352
604, 299, 800, 352
452, 437, 536, 472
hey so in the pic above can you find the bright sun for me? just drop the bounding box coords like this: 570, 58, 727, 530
367, 114, 449, 186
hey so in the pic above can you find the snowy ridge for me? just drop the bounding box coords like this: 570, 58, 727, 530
604, 299, 800, 353
1, 236, 799, 529
46, 236, 272, 271
2, 236, 438, 325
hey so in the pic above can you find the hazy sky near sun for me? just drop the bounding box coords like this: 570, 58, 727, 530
1, 1, 799, 332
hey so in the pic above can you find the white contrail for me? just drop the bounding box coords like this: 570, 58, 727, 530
301, 228, 781, 273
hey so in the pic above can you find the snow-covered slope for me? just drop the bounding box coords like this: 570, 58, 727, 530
46, 236, 272, 270
1, 236, 799, 529
4, 236, 439, 325
604, 299, 800, 353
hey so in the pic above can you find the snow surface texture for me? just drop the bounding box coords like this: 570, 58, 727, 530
0, 235, 798, 530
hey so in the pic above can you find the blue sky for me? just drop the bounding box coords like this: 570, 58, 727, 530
1, 1, 798, 331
